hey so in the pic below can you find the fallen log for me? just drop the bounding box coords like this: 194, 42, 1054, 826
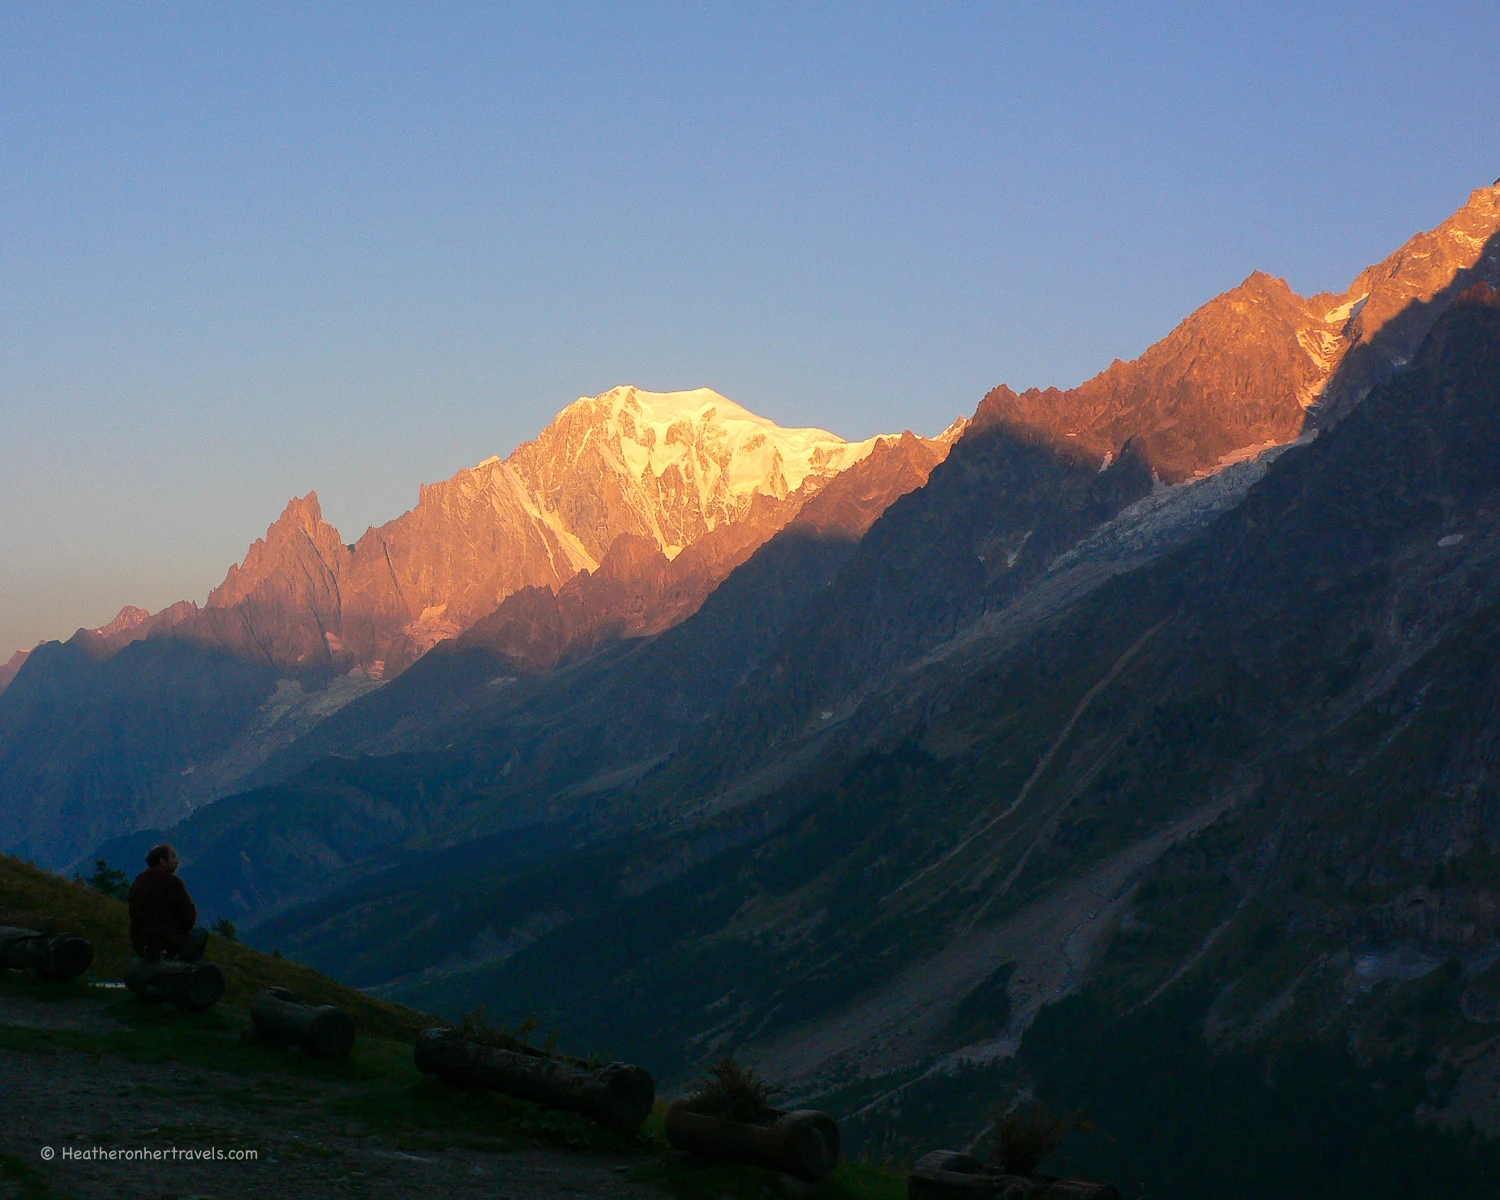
249, 987, 356, 1060
907, 1151, 1010, 1200
907, 1150, 1120, 1200
122, 957, 226, 1011
413, 1027, 654, 1132
1042, 1183, 1122, 1200
664, 1103, 840, 1182
0, 925, 94, 982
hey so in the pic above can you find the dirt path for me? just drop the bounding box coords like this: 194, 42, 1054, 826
0, 992, 660, 1200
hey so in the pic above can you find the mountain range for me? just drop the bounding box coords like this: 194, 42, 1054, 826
0, 390, 956, 864
7, 184, 1500, 1198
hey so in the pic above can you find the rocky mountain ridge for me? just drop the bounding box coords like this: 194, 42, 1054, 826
31, 387, 915, 684
42, 185, 1500, 1200
454, 430, 955, 674
0, 651, 29, 694
77, 186, 1500, 902
0, 392, 948, 864
977, 184, 1500, 483
226, 261, 1500, 1196
679, 186, 1500, 788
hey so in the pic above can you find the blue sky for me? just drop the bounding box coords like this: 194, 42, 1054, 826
3, 3, 1498, 655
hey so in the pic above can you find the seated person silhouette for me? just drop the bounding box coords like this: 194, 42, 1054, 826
128, 844, 208, 962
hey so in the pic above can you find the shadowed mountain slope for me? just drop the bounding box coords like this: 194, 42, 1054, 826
85, 432, 958, 917
248, 273, 1500, 1161
620, 187, 1500, 819
2, 393, 940, 866
76, 191, 1500, 905
0, 649, 31, 693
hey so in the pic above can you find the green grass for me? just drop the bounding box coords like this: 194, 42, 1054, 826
1, 853, 430, 1041
0, 973, 614, 1156
0, 980, 910, 1192
1, 859, 909, 1199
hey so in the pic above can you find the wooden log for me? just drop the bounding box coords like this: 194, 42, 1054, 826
664, 1102, 841, 1182
413, 1027, 654, 1132
1043, 1182, 1122, 1200
907, 1150, 1120, 1200
122, 957, 226, 1011
0, 925, 94, 982
249, 987, 356, 1060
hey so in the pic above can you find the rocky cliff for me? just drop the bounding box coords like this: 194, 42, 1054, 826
137, 387, 903, 679
228, 250, 1500, 1200
93, 188, 1500, 903
976, 185, 1500, 482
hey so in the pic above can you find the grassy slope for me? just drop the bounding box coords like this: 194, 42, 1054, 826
0, 854, 903, 1200
0, 853, 428, 1040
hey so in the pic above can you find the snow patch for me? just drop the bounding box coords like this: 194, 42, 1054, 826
1050, 433, 1317, 574
402, 604, 464, 654
1353, 944, 1446, 989
1322, 293, 1369, 325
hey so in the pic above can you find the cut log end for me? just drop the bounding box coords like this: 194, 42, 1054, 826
249, 987, 357, 1060
123, 958, 226, 1011
0, 926, 95, 982
40, 936, 94, 981
907, 1150, 1122, 1200
665, 1104, 841, 1181
414, 1027, 654, 1132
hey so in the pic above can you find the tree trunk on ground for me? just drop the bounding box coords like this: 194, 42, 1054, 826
413, 1027, 654, 1132
664, 1103, 841, 1181
1041, 1182, 1123, 1200
907, 1151, 1121, 1200
122, 957, 226, 1011
249, 987, 356, 1060
0, 926, 93, 982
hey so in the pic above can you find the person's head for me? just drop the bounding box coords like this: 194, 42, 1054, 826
145, 844, 179, 873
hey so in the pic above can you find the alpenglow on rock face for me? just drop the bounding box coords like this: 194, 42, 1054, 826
975, 184, 1500, 483
507, 386, 888, 562
31, 388, 902, 682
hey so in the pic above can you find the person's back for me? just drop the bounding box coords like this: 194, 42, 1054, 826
128, 844, 206, 962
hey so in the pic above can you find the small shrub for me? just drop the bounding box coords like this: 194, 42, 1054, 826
210, 917, 238, 942
987, 1098, 1090, 1176
683, 1056, 782, 1123
76, 859, 130, 902
458, 1005, 562, 1057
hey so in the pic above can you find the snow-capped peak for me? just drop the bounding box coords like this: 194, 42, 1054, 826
506, 386, 891, 560
560, 386, 880, 497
